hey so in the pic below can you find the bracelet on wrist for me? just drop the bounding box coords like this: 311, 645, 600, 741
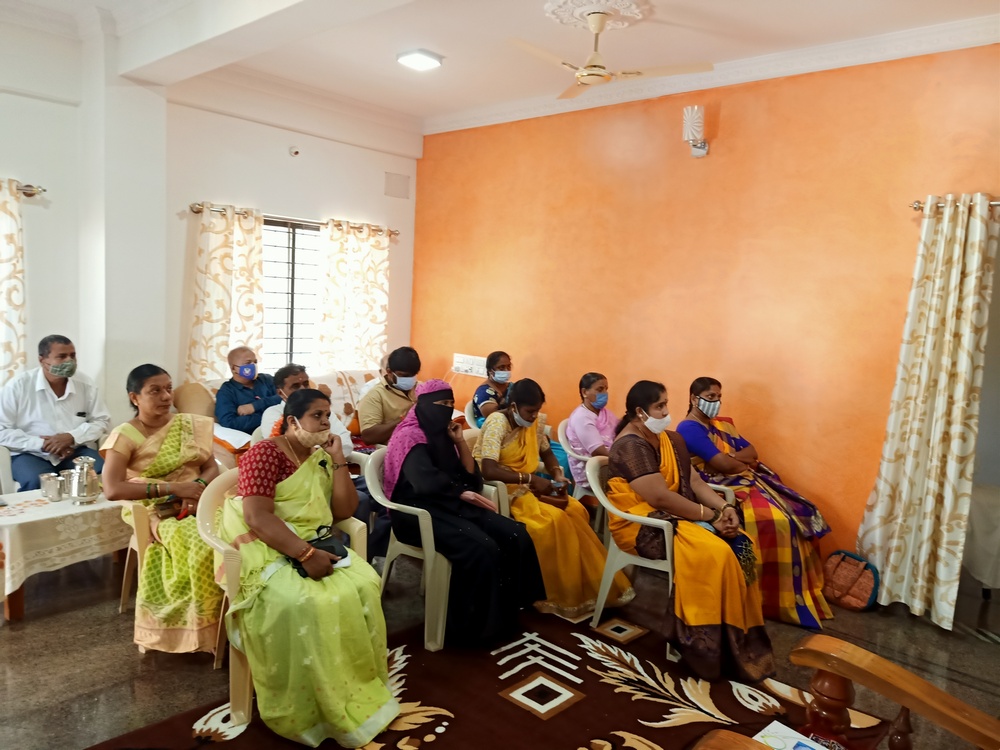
709, 507, 723, 524
297, 545, 315, 563
194, 478, 208, 487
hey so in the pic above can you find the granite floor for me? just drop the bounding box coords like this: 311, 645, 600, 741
1, 556, 997, 750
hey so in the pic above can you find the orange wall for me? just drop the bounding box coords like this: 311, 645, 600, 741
411, 46, 1000, 555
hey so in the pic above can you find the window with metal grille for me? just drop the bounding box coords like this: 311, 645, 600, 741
261, 220, 323, 372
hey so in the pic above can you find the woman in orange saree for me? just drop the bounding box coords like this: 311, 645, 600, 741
606, 380, 774, 683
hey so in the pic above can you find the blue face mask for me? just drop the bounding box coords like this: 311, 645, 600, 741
592, 392, 609, 410
237, 363, 257, 380
511, 405, 534, 428
393, 375, 417, 392
492, 370, 511, 384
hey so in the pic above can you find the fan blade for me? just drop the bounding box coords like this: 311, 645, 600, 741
510, 38, 579, 71
557, 82, 588, 100
617, 62, 714, 79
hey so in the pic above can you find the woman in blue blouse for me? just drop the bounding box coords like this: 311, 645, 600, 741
471, 351, 512, 428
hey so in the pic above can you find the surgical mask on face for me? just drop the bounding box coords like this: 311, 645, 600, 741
292, 419, 330, 448
393, 375, 417, 392
592, 392, 609, 410
492, 370, 511, 384
237, 363, 257, 380
48, 359, 77, 378
511, 406, 534, 429
641, 410, 672, 434
698, 397, 721, 419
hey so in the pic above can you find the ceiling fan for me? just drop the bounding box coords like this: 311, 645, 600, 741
516, 10, 714, 100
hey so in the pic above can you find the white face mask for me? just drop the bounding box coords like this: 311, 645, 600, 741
292, 418, 330, 448
641, 410, 672, 434
698, 397, 721, 419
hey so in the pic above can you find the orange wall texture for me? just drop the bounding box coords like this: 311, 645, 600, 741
411, 46, 1000, 555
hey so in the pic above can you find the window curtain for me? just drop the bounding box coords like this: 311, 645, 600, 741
0, 179, 27, 385
314, 220, 390, 371
857, 193, 999, 630
184, 203, 264, 383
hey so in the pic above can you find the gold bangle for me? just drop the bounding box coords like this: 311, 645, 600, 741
699, 505, 705, 521
297, 545, 315, 563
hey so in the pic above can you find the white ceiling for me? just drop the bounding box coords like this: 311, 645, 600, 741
3, 0, 998, 128
231, 0, 1000, 119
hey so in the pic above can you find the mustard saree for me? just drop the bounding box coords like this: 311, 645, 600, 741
475, 412, 633, 618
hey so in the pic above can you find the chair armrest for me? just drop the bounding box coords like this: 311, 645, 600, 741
790, 634, 1000, 749
335, 516, 367, 561
131, 502, 153, 570
708, 484, 737, 506
195, 515, 242, 601
483, 480, 510, 517
348, 451, 369, 470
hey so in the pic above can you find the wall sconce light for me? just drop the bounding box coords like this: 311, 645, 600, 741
682, 105, 708, 158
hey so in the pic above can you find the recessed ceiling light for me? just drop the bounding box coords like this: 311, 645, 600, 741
397, 49, 443, 71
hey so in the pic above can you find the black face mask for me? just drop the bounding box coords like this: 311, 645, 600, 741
415, 401, 453, 434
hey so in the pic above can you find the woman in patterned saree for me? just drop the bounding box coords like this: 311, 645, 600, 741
101, 364, 221, 654
474, 378, 633, 618
219, 389, 398, 747
676, 377, 832, 629
606, 380, 774, 683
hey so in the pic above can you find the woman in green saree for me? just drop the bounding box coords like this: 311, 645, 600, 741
101, 364, 222, 654
219, 388, 399, 748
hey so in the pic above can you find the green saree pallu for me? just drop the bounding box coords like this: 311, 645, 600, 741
219, 447, 399, 748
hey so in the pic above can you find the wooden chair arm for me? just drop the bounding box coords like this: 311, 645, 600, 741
790, 634, 1000, 749
691, 730, 770, 749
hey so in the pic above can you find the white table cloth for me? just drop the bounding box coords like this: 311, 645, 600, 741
0, 490, 132, 601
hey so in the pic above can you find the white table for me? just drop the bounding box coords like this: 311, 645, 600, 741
0, 490, 132, 621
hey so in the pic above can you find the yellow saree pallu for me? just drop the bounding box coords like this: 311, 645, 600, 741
606, 432, 774, 683
101, 414, 222, 654
690, 417, 832, 629
499, 423, 633, 618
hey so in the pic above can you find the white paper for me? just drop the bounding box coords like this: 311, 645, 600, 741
753, 720, 827, 749
213, 423, 252, 449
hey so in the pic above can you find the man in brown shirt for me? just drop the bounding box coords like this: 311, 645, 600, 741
357, 346, 421, 446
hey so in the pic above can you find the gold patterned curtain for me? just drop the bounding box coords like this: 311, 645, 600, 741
184, 203, 264, 383
314, 220, 390, 371
857, 193, 999, 630
0, 179, 27, 385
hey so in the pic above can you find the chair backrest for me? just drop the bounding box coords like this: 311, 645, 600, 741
197, 467, 240, 597
249, 427, 263, 445
364, 447, 401, 513
174, 382, 216, 418
558, 418, 589, 462
464, 400, 477, 428
0, 445, 16, 494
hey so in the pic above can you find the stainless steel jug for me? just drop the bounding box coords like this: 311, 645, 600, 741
69, 455, 100, 503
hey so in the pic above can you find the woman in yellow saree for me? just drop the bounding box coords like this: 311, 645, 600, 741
101, 364, 222, 654
219, 389, 398, 747
474, 378, 632, 618
606, 380, 774, 683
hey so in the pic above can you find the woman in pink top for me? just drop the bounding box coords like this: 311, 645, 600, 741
565, 372, 617, 491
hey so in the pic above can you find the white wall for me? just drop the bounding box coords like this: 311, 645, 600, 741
0, 91, 80, 370
165, 103, 417, 379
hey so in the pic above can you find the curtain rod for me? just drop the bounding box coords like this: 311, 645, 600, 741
189, 202, 399, 238
15, 182, 46, 197
909, 200, 1000, 211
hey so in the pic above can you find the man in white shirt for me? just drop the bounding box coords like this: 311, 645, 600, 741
260, 363, 350, 444
0, 335, 111, 491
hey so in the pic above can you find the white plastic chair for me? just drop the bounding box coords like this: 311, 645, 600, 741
249, 427, 263, 445
0, 446, 16, 494
365, 447, 451, 652
586, 455, 736, 632
196, 467, 368, 723
464, 400, 477, 428
557, 418, 607, 538
118, 503, 153, 615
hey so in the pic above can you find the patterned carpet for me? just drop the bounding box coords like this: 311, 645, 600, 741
87, 611, 886, 750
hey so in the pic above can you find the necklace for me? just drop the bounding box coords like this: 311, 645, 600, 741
134, 418, 165, 437
281, 436, 304, 467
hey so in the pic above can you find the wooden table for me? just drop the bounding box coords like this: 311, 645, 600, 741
0, 490, 132, 621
